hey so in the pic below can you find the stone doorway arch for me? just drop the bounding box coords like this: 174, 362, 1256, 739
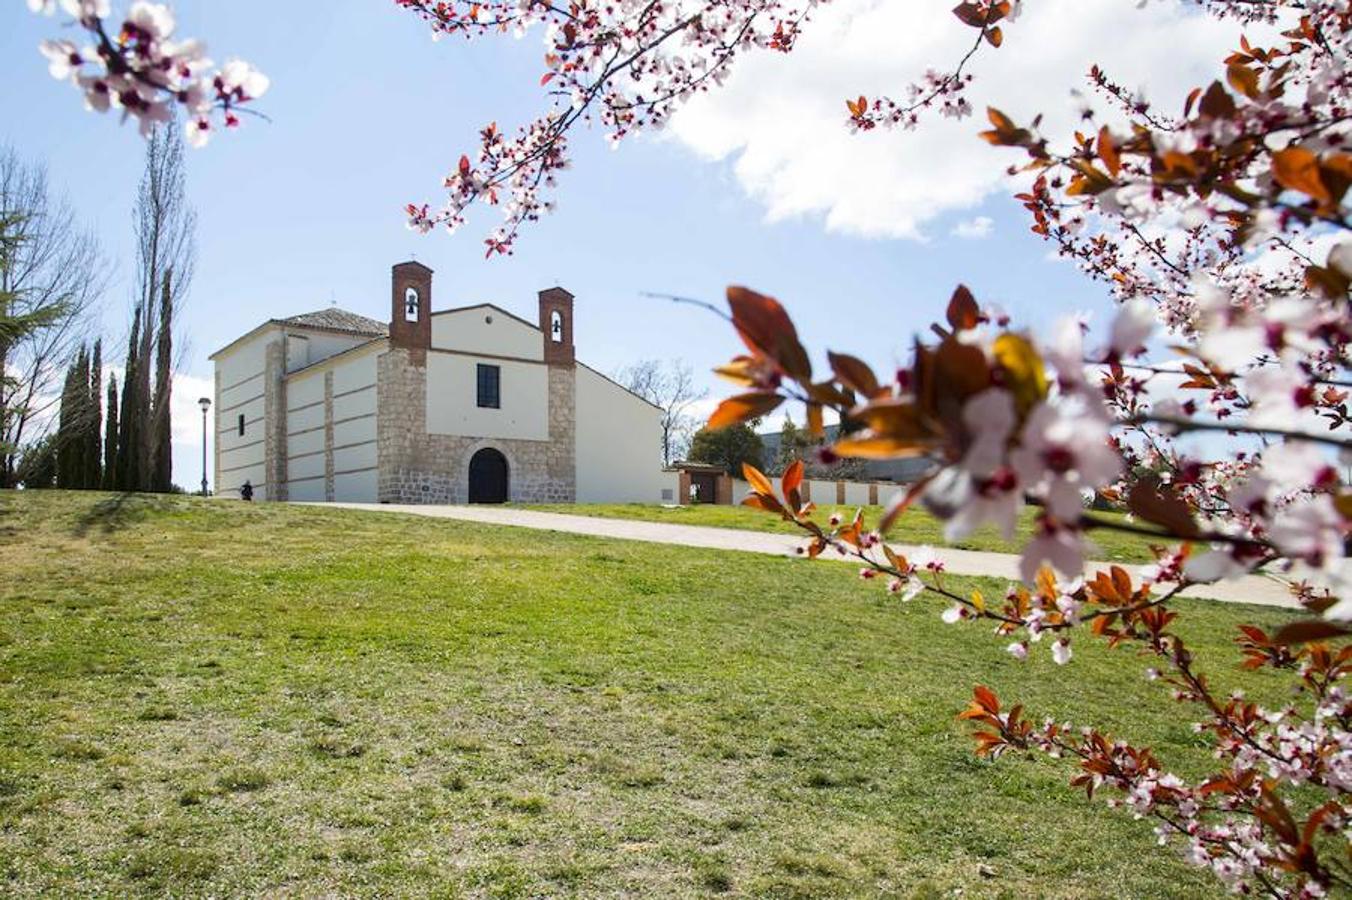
468, 447, 509, 504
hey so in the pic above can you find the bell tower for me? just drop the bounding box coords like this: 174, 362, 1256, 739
538, 286, 574, 366
390, 261, 432, 356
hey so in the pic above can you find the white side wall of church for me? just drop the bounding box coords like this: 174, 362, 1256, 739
214, 328, 278, 495
333, 353, 378, 394
284, 331, 373, 372
424, 353, 549, 441
431, 307, 543, 360
574, 365, 666, 503
334, 470, 378, 500
333, 387, 376, 422
329, 349, 379, 502
334, 417, 375, 448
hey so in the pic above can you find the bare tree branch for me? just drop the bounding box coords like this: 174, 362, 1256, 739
0, 146, 106, 487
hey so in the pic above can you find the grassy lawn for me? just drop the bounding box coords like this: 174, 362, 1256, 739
0, 491, 1295, 897
521, 502, 1160, 564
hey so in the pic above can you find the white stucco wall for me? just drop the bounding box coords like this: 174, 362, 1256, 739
657, 469, 681, 504
276, 343, 380, 503
425, 353, 549, 441
574, 365, 666, 503
878, 483, 905, 507
284, 367, 326, 500
334, 470, 378, 501
214, 328, 277, 495
329, 350, 378, 502
843, 481, 870, 507
284, 331, 373, 373
431, 306, 543, 360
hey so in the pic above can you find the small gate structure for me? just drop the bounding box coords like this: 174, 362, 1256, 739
669, 462, 731, 505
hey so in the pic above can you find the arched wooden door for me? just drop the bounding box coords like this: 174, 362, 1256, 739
468, 448, 509, 504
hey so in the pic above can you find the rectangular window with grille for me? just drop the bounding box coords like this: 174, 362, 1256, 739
476, 364, 500, 409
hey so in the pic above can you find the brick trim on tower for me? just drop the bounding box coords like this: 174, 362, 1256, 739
389, 261, 432, 361
538, 287, 575, 366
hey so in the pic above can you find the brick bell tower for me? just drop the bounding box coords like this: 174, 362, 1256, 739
538, 286, 574, 365
539, 285, 577, 501
390, 261, 432, 362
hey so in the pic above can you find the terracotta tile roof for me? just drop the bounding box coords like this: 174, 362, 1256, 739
277, 308, 389, 336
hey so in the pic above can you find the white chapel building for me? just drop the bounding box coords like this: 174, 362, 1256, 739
210, 261, 667, 504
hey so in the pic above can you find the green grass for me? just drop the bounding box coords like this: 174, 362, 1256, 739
521, 501, 1160, 563
0, 490, 1296, 897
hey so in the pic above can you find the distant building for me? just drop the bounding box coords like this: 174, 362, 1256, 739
759, 424, 934, 483
210, 261, 666, 504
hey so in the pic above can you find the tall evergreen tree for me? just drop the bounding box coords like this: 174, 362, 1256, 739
103, 373, 118, 489
86, 338, 102, 488
54, 345, 97, 489
75, 346, 92, 488
117, 307, 142, 492
54, 351, 78, 488
150, 269, 172, 491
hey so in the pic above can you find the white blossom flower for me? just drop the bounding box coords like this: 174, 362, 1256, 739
1011, 398, 1121, 522
38, 39, 83, 80
126, 1, 175, 41
1105, 298, 1154, 359
1020, 522, 1086, 583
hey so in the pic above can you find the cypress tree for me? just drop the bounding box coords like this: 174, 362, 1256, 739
150, 268, 173, 492
54, 353, 78, 488
74, 346, 91, 488
117, 308, 142, 492
103, 374, 118, 489
87, 338, 102, 489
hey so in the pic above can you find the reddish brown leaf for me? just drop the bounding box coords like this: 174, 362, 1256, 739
727, 286, 813, 382
1305, 264, 1350, 300
951, 2, 988, 27
1226, 62, 1260, 100
707, 392, 783, 430
973, 684, 1000, 715
781, 459, 804, 496
1272, 620, 1352, 646
742, 462, 774, 497
1098, 126, 1121, 177
832, 435, 934, 459
1197, 80, 1235, 119
742, 493, 784, 514
806, 402, 825, 438
1272, 146, 1331, 204
979, 106, 1032, 146
946, 285, 981, 331
828, 351, 880, 397
1127, 478, 1200, 539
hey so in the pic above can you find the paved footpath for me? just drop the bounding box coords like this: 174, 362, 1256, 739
315, 502, 1297, 609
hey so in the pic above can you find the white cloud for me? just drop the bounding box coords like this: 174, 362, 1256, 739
668, 0, 1246, 240
168, 371, 214, 491
950, 215, 993, 239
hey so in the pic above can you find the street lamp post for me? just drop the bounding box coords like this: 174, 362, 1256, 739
198, 397, 211, 496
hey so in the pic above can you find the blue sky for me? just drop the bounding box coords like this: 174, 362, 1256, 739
2, 0, 1241, 489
